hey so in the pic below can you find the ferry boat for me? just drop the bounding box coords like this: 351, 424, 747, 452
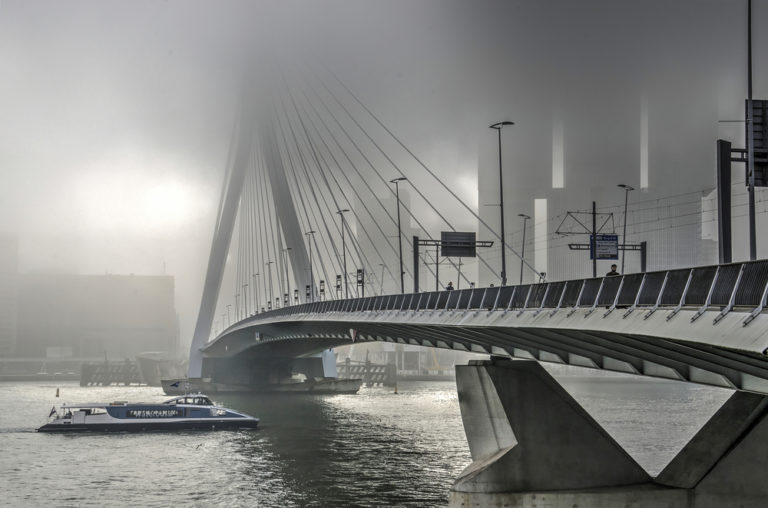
37, 394, 259, 432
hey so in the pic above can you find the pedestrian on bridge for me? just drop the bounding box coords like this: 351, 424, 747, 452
446, 282, 454, 291
606, 264, 620, 277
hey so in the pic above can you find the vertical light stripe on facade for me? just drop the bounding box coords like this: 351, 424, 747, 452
552, 117, 564, 188
640, 97, 649, 189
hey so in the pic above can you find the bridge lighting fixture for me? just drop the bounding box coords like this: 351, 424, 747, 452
617, 184, 635, 274
305, 230, 316, 302
389, 177, 407, 294
336, 209, 351, 298
490, 121, 514, 286
518, 214, 531, 285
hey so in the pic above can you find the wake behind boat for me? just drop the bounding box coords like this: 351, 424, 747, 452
37, 394, 259, 432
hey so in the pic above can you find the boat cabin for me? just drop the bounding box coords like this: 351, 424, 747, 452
163, 395, 213, 406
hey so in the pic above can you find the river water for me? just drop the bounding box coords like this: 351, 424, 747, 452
0, 368, 732, 507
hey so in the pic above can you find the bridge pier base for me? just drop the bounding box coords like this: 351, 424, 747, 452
450, 357, 768, 508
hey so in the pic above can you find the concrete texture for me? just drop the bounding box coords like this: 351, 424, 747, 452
656, 390, 768, 488
453, 358, 649, 493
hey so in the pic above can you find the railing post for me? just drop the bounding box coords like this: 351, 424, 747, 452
623, 273, 647, 319
584, 278, 606, 318
603, 277, 625, 317
714, 264, 746, 324
691, 267, 720, 323
550, 281, 568, 317
566, 281, 587, 317
534, 284, 551, 316
744, 270, 768, 326
517, 285, 533, 317
505, 286, 518, 313
667, 268, 695, 321
644, 271, 668, 320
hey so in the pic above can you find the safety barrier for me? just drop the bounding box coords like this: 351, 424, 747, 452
244, 260, 768, 328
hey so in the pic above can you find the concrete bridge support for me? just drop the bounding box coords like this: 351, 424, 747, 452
450, 357, 768, 507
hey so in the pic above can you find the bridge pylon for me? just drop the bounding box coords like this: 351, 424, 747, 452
451, 357, 768, 508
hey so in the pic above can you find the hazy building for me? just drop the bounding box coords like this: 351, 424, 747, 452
14, 273, 178, 359
0, 237, 18, 357
476, 9, 760, 285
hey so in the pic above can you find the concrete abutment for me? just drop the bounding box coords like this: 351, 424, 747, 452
450, 357, 768, 507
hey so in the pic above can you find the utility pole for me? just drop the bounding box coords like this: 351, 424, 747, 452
337, 209, 350, 298
592, 201, 597, 278
618, 184, 634, 274
490, 121, 514, 285
390, 177, 407, 293
747, 0, 757, 260
282, 247, 292, 304
305, 231, 316, 302
518, 214, 530, 284
265, 261, 274, 307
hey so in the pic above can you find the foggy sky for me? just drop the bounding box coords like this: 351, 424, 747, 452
1, 0, 765, 342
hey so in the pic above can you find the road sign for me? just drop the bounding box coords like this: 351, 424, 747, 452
440, 231, 478, 257
590, 234, 619, 260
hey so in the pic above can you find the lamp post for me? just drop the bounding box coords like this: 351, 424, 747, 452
281, 247, 292, 304
518, 213, 530, 285
336, 209, 351, 298
618, 184, 635, 274
490, 121, 514, 286
265, 261, 274, 307
252, 273, 259, 315
234, 293, 240, 321
225, 304, 231, 327
389, 177, 407, 293
242, 284, 248, 317
305, 230, 316, 302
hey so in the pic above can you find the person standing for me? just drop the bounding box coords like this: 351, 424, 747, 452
606, 264, 620, 277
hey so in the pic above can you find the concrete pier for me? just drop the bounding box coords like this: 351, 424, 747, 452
450, 357, 768, 508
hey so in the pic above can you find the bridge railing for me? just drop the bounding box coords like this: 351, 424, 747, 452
247, 260, 768, 327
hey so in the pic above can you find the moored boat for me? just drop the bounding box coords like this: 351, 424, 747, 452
37, 394, 259, 432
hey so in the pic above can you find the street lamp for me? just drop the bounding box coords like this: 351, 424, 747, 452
225, 304, 231, 327
305, 230, 316, 302
265, 261, 274, 307
252, 273, 259, 315
389, 177, 407, 293
242, 284, 248, 317
336, 209, 351, 298
490, 121, 514, 286
617, 184, 635, 274
518, 213, 530, 285
281, 247, 292, 304
234, 293, 240, 321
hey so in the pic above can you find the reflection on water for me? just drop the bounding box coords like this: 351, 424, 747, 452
0, 371, 733, 507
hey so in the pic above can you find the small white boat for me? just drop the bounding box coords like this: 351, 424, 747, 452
37, 393, 259, 432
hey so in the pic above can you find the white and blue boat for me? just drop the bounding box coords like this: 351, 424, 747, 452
37, 394, 259, 432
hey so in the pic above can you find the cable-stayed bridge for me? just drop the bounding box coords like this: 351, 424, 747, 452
184, 66, 768, 506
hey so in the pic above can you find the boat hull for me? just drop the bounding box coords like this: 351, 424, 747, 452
37, 418, 259, 433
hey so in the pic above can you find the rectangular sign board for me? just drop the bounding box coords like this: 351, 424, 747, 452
590, 234, 619, 260
441, 231, 477, 257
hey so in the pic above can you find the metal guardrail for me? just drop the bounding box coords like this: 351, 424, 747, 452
244, 260, 768, 329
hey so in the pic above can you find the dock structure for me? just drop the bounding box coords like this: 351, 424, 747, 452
336, 359, 397, 387
80, 360, 145, 387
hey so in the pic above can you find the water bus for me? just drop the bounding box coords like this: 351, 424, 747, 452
37, 394, 259, 432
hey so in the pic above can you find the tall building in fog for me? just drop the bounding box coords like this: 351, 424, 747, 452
0, 236, 179, 359
14, 273, 179, 359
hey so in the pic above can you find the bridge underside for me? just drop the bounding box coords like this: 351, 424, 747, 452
203, 305, 768, 394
